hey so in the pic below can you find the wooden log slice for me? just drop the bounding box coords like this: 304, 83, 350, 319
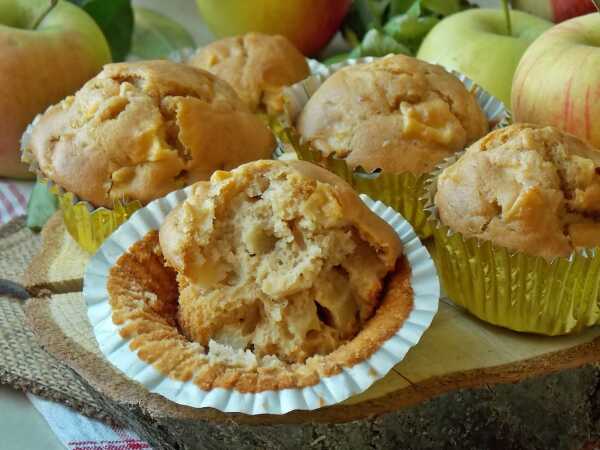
22, 213, 89, 295
25, 292, 600, 450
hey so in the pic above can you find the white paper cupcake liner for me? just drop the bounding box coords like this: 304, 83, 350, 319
83, 188, 439, 415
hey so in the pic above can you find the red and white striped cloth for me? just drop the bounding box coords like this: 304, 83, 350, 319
0, 179, 32, 224
27, 394, 152, 450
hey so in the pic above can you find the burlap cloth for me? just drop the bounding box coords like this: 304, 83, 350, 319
0, 216, 113, 424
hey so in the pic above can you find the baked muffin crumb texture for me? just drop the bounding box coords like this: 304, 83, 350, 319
108, 160, 413, 392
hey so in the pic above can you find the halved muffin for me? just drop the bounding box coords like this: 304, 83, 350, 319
108, 160, 414, 391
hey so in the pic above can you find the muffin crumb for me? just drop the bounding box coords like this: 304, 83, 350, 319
160, 160, 402, 365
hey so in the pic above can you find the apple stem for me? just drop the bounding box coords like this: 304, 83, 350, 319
31, 0, 58, 30
502, 0, 512, 36
592, 0, 600, 13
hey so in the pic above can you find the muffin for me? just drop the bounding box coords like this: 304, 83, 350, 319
297, 54, 489, 174
281, 54, 493, 237
435, 124, 600, 259
108, 160, 414, 391
24, 60, 275, 250
188, 32, 310, 115
430, 124, 600, 334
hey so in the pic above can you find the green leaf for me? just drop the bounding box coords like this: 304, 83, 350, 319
341, 0, 390, 40
349, 46, 363, 58
341, 7, 368, 40
384, 14, 439, 44
131, 7, 195, 60
358, 29, 411, 57
405, 1, 422, 17
343, 28, 361, 48
356, 0, 389, 29
339, 0, 475, 55
389, 0, 418, 16
371, 0, 392, 23
26, 182, 58, 232
421, 0, 462, 15
323, 52, 354, 65
74, 0, 133, 62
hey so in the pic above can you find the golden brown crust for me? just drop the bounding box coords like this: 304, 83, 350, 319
107, 231, 413, 393
297, 54, 488, 174
189, 33, 309, 115
435, 124, 600, 259
281, 160, 403, 266
27, 60, 275, 208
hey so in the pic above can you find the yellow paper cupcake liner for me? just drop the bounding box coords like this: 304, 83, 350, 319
276, 56, 510, 239
273, 121, 433, 236
52, 186, 142, 254
425, 156, 600, 335
20, 111, 149, 254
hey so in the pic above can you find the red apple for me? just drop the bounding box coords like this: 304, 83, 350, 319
512, 13, 600, 149
0, 0, 111, 179
513, 0, 597, 22
194, 0, 351, 56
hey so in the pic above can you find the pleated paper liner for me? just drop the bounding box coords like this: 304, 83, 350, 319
275, 56, 511, 238
424, 154, 600, 336
55, 190, 141, 254
20, 113, 142, 254
84, 187, 440, 415
30, 177, 142, 254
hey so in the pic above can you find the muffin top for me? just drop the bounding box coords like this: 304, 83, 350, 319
435, 124, 600, 259
26, 60, 275, 208
159, 159, 402, 365
189, 32, 310, 115
297, 54, 489, 174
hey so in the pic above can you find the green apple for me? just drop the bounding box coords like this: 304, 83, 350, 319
513, 0, 597, 22
195, 0, 351, 56
0, 0, 111, 179
417, 9, 552, 107
512, 13, 600, 149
